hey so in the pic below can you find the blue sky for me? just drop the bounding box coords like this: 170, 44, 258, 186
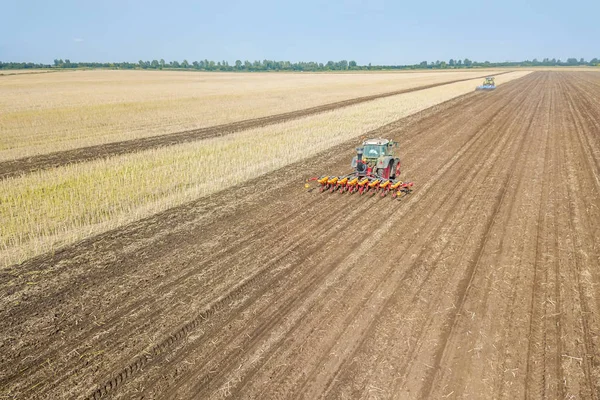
1, 0, 598, 65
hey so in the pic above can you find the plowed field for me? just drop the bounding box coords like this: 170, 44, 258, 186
1, 71, 600, 399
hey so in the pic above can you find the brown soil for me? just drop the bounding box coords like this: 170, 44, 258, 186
1, 71, 599, 400
0, 71, 512, 180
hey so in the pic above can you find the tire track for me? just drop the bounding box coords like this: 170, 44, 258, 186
524, 76, 560, 400
417, 74, 555, 400
205, 99, 518, 399
94, 74, 540, 400
156, 73, 542, 400
87, 194, 367, 399
351, 73, 546, 399
301, 73, 545, 400
557, 72, 600, 399
78, 88, 496, 398
418, 75, 546, 400
220, 76, 538, 400
87, 85, 506, 399
0, 191, 332, 392
371, 74, 546, 398
483, 80, 551, 400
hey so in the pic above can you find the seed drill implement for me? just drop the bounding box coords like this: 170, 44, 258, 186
307, 138, 414, 199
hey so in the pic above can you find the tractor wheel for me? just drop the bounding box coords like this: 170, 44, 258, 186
392, 159, 401, 179
376, 167, 391, 179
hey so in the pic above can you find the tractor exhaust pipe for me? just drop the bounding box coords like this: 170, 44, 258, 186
356, 147, 366, 174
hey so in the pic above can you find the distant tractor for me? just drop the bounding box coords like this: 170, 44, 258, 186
476, 76, 496, 90
307, 138, 413, 198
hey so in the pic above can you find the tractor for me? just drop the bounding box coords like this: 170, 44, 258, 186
476, 76, 496, 90
352, 138, 401, 180
307, 138, 413, 198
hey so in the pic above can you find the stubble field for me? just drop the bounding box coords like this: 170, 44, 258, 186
1, 69, 599, 400
0, 69, 506, 161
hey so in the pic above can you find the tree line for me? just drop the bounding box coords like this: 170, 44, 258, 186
1, 57, 599, 71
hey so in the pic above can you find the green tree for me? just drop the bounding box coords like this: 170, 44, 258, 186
349, 60, 357, 68
181, 60, 189, 68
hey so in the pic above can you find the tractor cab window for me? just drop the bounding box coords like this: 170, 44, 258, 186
364, 145, 385, 157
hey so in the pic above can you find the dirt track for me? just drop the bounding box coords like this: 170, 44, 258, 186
1, 71, 600, 399
0, 72, 512, 180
